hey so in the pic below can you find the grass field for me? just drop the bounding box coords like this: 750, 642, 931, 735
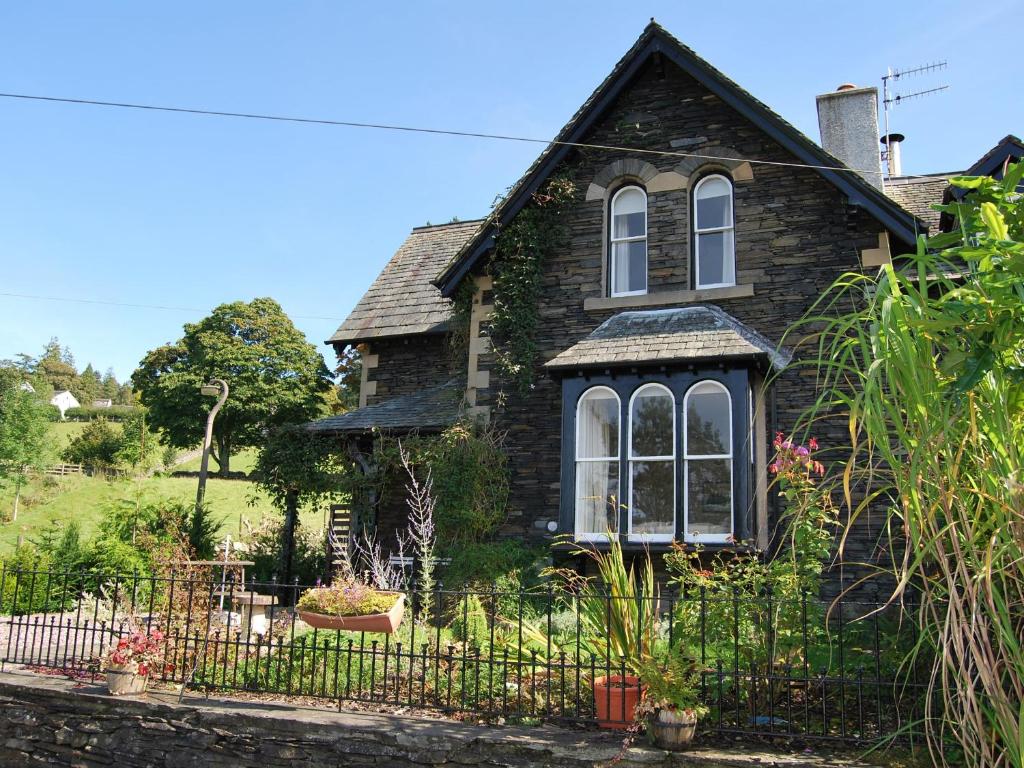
0, 472, 327, 556
173, 446, 259, 474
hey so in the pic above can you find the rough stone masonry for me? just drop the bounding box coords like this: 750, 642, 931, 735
0, 670, 874, 768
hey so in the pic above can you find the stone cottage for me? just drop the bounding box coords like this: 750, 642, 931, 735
311, 22, 947, 575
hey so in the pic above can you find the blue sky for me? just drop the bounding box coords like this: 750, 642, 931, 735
1, 1, 1020, 381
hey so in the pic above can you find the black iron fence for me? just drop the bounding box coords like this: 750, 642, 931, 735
0, 565, 928, 744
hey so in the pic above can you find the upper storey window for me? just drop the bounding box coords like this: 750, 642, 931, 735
693, 175, 736, 289
609, 186, 648, 297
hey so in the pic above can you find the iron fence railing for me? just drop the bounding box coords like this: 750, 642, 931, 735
0, 565, 929, 743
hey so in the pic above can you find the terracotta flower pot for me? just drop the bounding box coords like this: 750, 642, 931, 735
105, 665, 148, 696
593, 674, 641, 729
650, 707, 697, 750
298, 592, 405, 634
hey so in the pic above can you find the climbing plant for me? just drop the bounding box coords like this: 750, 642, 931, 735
368, 421, 510, 545
487, 175, 577, 395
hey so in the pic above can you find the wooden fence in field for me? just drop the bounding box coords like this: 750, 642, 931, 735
43, 463, 83, 476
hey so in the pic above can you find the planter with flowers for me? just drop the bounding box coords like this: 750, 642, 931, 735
296, 580, 405, 634
101, 628, 167, 696
634, 649, 708, 750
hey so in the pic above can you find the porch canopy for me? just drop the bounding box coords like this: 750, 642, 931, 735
307, 377, 464, 435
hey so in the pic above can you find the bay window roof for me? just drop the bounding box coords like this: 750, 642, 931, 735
544, 306, 790, 373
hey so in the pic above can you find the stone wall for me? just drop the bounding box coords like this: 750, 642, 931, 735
363, 334, 456, 408
0, 672, 864, 768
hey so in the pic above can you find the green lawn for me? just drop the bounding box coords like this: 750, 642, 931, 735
0, 472, 327, 556
173, 446, 259, 474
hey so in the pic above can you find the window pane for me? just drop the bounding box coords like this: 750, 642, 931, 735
578, 391, 618, 459
695, 178, 731, 229
577, 461, 619, 535
631, 387, 673, 457
612, 241, 647, 294
687, 458, 731, 537
687, 385, 731, 455
613, 211, 646, 239
631, 460, 674, 536
697, 230, 733, 286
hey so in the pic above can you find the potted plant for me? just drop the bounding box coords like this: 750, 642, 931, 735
296, 579, 405, 634
101, 627, 167, 696
553, 535, 659, 729
634, 649, 708, 750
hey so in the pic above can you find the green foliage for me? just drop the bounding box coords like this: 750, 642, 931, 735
241, 514, 326, 585
252, 425, 346, 512
450, 593, 490, 645
441, 539, 547, 591
62, 418, 122, 469
0, 544, 65, 615
0, 372, 52, 515
114, 409, 160, 472
789, 164, 1024, 767
488, 175, 576, 394
132, 298, 333, 475
64, 405, 136, 422
551, 535, 659, 670
332, 345, 362, 414
633, 647, 708, 718
372, 422, 510, 545
664, 436, 835, 683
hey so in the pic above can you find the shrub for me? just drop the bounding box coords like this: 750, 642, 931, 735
241, 514, 326, 586
450, 593, 490, 645
0, 544, 66, 615
440, 539, 547, 591
62, 418, 121, 469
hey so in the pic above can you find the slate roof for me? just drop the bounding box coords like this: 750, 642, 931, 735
545, 306, 790, 372
307, 378, 464, 434
435, 22, 926, 297
326, 220, 482, 346
883, 173, 956, 236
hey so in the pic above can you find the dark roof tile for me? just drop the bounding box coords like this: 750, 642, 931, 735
307, 378, 464, 434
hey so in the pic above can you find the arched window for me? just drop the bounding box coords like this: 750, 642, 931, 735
575, 386, 620, 540
628, 383, 675, 541
609, 186, 648, 297
693, 174, 735, 289
683, 380, 733, 542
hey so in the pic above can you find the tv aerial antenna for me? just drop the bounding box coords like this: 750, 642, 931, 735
880, 62, 949, 177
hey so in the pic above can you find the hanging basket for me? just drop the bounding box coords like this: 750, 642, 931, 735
297, 592, 405, 634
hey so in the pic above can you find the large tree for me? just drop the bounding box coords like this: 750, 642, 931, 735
0, 370, 52, 521
132, 298, 332, 475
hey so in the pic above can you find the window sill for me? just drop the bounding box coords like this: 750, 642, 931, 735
553, 537, 758, 554
583, 283, 754, 312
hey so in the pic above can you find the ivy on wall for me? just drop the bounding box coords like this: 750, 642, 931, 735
487, 175, 577, 395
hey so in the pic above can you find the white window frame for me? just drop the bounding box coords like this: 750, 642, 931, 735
609, 185, 648, 298
627, 383, 676, 543
693, 174, 736, 290
683, 380, 733, 544
574, 386, 621, 542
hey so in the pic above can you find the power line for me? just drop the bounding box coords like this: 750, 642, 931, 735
0, 90, 915, 180
0, 291, 345, 322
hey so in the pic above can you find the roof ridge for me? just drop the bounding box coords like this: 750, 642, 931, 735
411, 218, 486, 232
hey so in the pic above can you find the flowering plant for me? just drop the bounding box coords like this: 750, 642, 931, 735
101, 627, 167, 677
296, 579, 399, 617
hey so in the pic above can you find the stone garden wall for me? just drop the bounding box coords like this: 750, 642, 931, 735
0, 671, 867, 768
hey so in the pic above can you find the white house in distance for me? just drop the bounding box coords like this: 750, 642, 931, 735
50, 390, 80, 419
92, 398, 112, 409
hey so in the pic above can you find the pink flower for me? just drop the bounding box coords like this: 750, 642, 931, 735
808, 437, 818, 451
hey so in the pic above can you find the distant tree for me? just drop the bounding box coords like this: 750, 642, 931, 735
115, 408, 160, 474
101, 368, 119, 400
0, 375, 52, 521
74, 363, 102, 406
114, 382, 134, 406
132, 298, 333, 475
36, 338, 77, 393
333, 345, 362, 414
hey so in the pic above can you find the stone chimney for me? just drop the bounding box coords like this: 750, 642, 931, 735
816, 84, 883, 190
